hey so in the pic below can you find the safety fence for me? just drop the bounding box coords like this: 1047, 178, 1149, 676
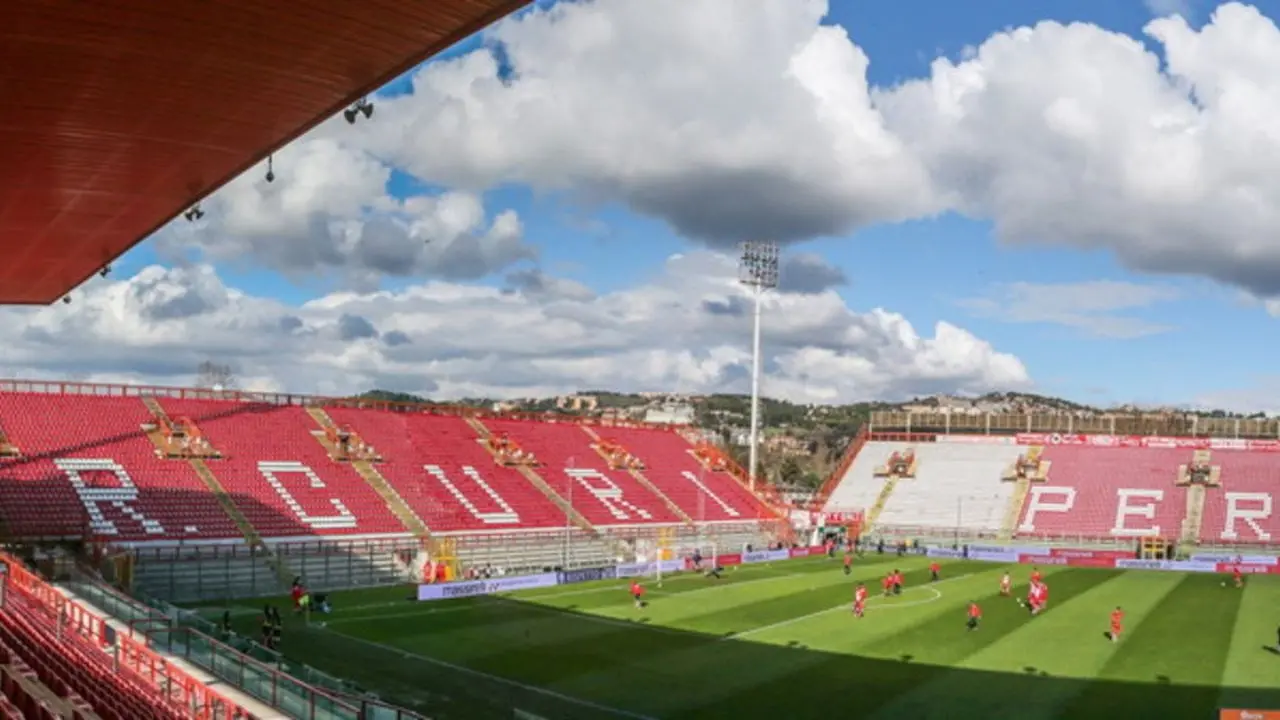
0, 552, 254, 719
61, 573, 408, 720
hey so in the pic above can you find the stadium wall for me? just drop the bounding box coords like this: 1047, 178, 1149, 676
808, 425, 868, 511
0, 377, 686, 432
871, 409, 1280, 440
0, 377, 793, 540
883, 431, 1280, 453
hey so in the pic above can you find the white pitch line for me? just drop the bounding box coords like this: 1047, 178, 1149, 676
724, 573, 974, 641
645, 570, 807, 597
220, 582, 645, 618
319, 569, 814, 624
505, 602, 697, 637
318, 626, 659, 720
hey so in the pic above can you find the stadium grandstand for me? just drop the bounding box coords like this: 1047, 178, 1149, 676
1, 0, 550, 717
8, 0, 1280, 718
815, 409, 1280, 553
4, 378, 1280, 716
0, 380, 787, 717
4, 376, 1280, 716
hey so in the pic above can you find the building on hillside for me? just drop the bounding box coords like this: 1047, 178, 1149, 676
600, 407, 635, 422
763, 435, 808, 456
556, 395, 598, 411
644, 403, 695, 425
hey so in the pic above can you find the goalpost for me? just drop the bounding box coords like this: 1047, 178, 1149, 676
408, 537, 457, 584
655, 528, 675, 587
635, 528, 692, 587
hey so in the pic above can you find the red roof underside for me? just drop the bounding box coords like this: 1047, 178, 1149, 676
0, 0, 529, 305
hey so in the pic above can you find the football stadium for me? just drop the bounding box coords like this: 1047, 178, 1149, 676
6, 1, 1280, 720
6, 395, 1280, 719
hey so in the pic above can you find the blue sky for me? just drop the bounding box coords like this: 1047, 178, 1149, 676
34, 0, 1280, 411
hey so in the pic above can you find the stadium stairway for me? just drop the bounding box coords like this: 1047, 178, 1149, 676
304, 408, 430, 538
998, 476, 1032, 542
865, 474, 901, 528
1181, 484, 1207, 548
579, 425, 696, 527
141, 398, 294, 586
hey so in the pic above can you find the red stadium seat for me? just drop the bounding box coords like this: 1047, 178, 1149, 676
1014, 447, 1188, 540
0, 387, 775, 542
1200, 453, 1280, 544
0, 605, 180, 720
483, 418, 681, 527
326, 409, 567, 531
0, 394, 241, 541
599, 425, 772, 522
159, 400, 409, 539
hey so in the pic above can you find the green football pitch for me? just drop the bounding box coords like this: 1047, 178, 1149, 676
214, 555, 1280, 719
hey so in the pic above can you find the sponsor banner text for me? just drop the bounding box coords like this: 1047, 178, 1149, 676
417, 572, 558, 602
557, 566, 617, 585
1191, 554, 1279, 566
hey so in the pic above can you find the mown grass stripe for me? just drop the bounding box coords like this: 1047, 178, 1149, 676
666, 566, 1004, 719
1059, 572, 1244, 719
865, 568, 1183, 720
445, 560, 935, 684
315, 558, 898, 680
551, 568, 1006, 717
325, 557, 867, 644
325, 625, 659, 720
670, 560, 979, 637
236, 560, 1277, 720
861, 567, 1121, 665
1218, 574, 1280, 712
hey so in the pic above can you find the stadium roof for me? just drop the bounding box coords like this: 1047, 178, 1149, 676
0, 0, 529, 305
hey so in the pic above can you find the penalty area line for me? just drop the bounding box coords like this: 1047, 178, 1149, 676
317, 626, 659, 720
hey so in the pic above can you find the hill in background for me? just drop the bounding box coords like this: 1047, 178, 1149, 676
351, 389, 1265, 491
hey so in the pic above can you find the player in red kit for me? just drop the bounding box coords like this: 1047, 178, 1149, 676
1233, 565, 1244, 588
843, 551, 854, 576
630, 581, 645, 609
1000, 572, 1011, 596
881, 573, 893, 597
891, 570, 904, 595
966, 601, 982, 631
929, 561, 941, 582
1109, 606, 1123, 642
1032, 582, 1048, 615
1022, 581, 1043, 615
853, 583, 867, 617
1030, 567, 1042, 585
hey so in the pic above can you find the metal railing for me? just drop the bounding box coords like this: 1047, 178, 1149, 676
66, 571, 380, 720
867, 524, 1138, 550
143, 625, 362, 720
0, 377, 683, 432
870, 410, 1280, 439
127, 525, 777, 603
0, 554, 254, 719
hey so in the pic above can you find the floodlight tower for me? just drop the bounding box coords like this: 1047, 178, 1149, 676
738, 241, 779, 493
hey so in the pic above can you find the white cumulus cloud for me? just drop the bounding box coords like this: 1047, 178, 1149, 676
326, 0, 1280, 299
2, 255, 1028, 403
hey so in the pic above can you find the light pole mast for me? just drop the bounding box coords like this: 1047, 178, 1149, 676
738, 242, 779, 493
